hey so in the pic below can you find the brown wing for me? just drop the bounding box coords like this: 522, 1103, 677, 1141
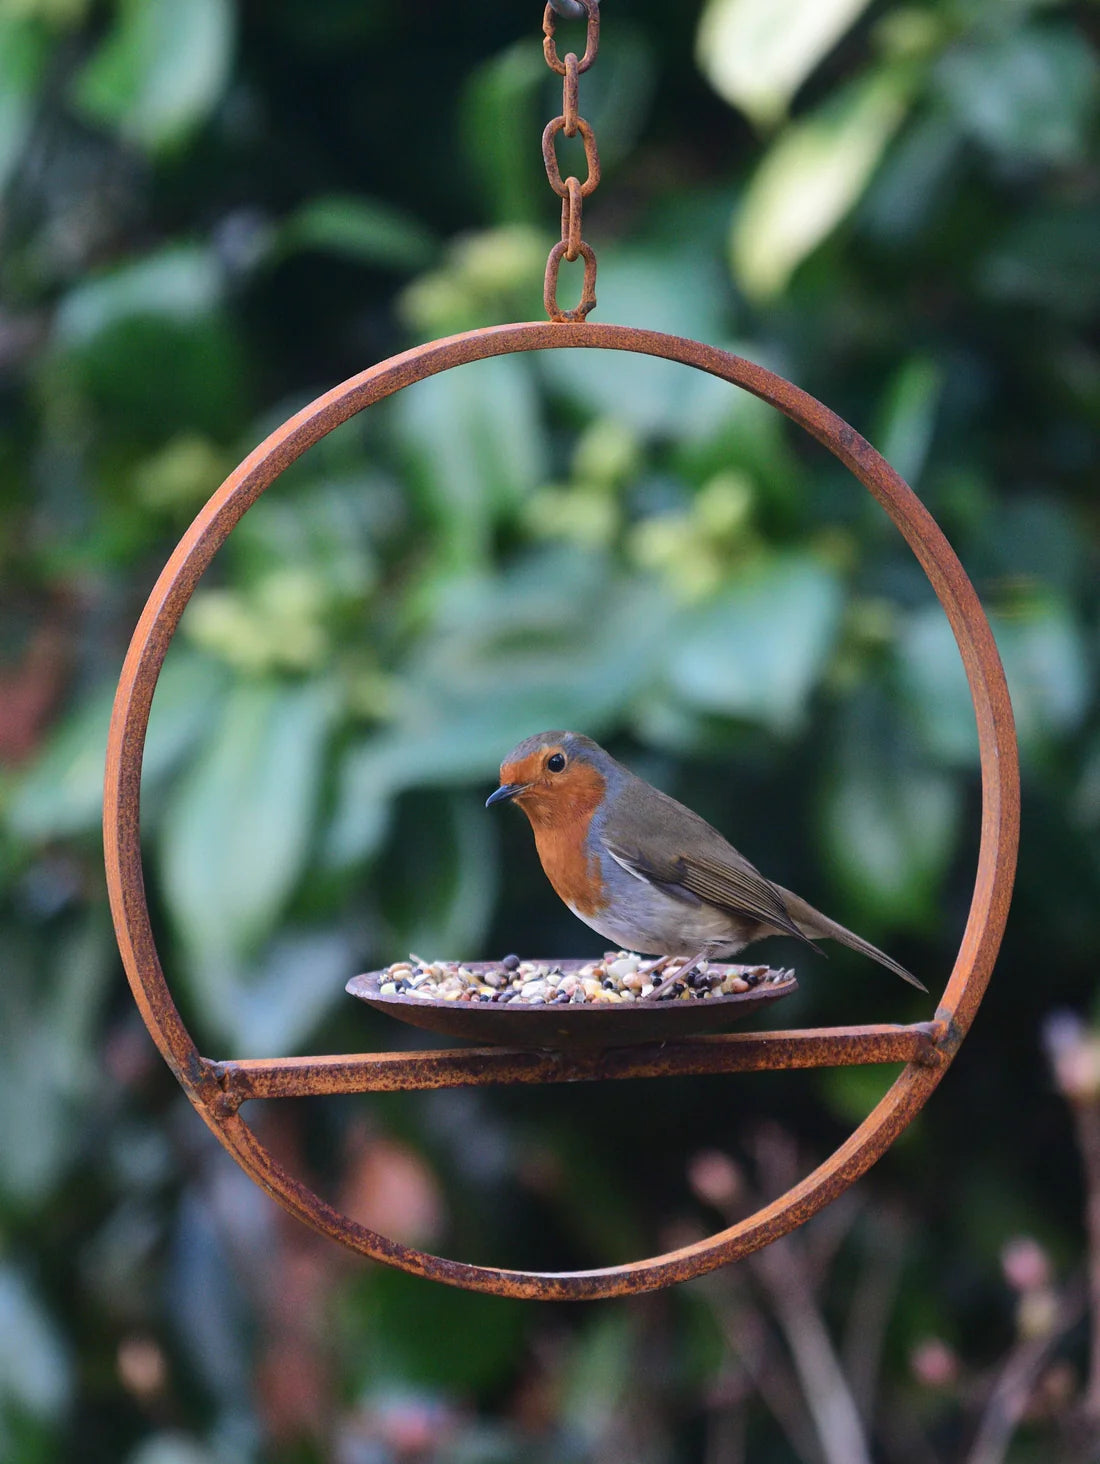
598, 775, 823, 946
601, 836, 816, 947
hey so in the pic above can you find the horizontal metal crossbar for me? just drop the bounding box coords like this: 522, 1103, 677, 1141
208, 1022, 946, 1114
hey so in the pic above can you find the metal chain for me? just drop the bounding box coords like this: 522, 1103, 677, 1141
541, 0, 600, 322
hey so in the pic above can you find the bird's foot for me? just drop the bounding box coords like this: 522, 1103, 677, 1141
638, 953, 677, 980
644, 950, 710, 1001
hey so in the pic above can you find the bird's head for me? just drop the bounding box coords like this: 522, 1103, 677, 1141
486, 730, 610, 829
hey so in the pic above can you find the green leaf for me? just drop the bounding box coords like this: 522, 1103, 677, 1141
6, 693, 111, 843
0, 1265, 72, 1423
936, 25, 1099, 168
8, 652, 227, 841
666, 553, 843, 733
897, 606, 978, 769
353, 1266, 526, 1393
158, 677, 332, 972
984, 494, 1090, 599
274, 194, 436, 272
396, 354, 546, 571
460, 40, 547, 225
0, 916, 115, 1204
223, 477, 380, 610
993, 597, 1091, 754
980, 200, 1100, 315
672, 370, 806, 517
873, 356, 944, 489
73, 0, 235, 152
697, 0, 873, 129
559, 1309, 634, 1443
54, 245, 223, 345
51, 246, 244, 437
821, 691, 962, 925
902, 592, 1090, 770
860, 112, 961, 243
380, 793, 497, 961
823, 760, 959, 924
0, 18, 50, 195
821, 1063, 897, 1127
322, 743, 394, 871
217, 928, 356, 1058
732, 68, 914, 300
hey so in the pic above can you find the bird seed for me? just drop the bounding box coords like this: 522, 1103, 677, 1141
374, 953, 793, 1005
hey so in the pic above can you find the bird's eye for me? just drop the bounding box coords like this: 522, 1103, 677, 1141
547, 752, 566, 773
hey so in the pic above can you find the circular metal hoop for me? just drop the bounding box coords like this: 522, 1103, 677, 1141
103, 322, 1019, 1300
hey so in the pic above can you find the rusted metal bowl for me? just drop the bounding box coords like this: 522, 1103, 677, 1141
347, 962, 797, 1047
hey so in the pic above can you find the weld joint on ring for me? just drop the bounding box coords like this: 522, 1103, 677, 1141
207, 1061, 245, 1117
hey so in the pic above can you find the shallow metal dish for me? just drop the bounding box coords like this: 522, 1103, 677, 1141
346, 961, 798, 1048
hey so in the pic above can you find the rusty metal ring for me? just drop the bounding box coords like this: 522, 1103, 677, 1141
103, 322, 1019, 1301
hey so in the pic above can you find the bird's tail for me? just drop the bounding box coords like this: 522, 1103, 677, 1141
777, 888, 928, 993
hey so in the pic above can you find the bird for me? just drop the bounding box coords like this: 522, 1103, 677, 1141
486, 730, 926, 993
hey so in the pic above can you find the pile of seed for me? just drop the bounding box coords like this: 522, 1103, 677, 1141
375, 952, 792, 1006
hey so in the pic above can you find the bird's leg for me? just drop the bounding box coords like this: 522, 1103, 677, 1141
644, 947, 712, 1001
637, 953, 677, 980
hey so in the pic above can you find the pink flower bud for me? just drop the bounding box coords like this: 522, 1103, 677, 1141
1043, 1012, 1100, 1103
1001, 1236, 1052, 1293
688, 1150, 743, 1210
910, 1338, 960, 1388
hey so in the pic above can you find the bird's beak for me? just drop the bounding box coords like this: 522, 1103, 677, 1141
485, 781, 530, 808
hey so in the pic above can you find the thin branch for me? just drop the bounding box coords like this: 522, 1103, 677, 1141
748, 1126, 874, 1464
1074, 1099, 1100, 1422
842, 1213, 909, 1422
712, 1281, 824, 1464
704, 1396, 746, 1464
965, 1282, 1086, 1464
752, 1238, 874, 1464
804, 1191, 864, 1287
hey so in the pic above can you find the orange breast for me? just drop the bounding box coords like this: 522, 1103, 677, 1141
515, 763, 606, 918
534, 823, 603, 917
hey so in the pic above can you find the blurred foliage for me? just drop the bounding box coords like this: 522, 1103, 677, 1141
0, 0, 1098, 1460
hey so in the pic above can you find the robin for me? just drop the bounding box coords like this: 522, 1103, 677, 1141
486, 730, 926, 994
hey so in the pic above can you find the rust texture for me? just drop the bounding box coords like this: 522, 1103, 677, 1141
542, 0, 599, 320
544, 241, 597, 322
103, 321, 1020, 1300
543, 0, 599, 75
210, 1023, 945, 1114
542, 116, 600, 198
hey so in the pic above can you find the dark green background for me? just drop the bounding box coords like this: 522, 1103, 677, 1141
1, 1, 1098, 1460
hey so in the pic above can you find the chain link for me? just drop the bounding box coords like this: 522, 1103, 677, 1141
562, 51, 579, 135
562, 176, 583, 260
542, 1, 599, 322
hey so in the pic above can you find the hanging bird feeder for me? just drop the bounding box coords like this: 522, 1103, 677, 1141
102, 0, 1019, 1300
